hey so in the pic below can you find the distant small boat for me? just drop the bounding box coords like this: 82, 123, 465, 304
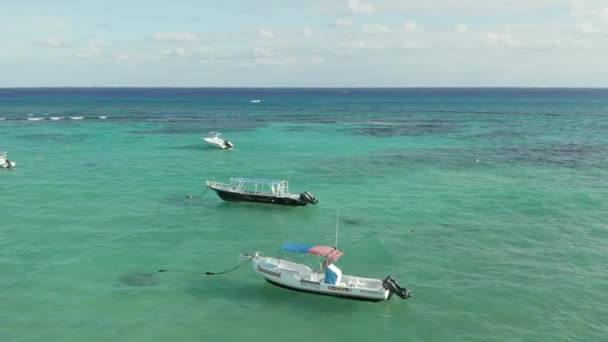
203, 132, 233, 149
250, 99, 261, 103
205, 178, 318, 206
0, 151, 16, 169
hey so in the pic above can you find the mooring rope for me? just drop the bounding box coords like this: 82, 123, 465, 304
158, 257, 252, 276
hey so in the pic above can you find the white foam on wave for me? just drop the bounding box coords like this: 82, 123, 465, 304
99, 116, 107, 119
50, 117, 64, 120
69, 116, 84, 120
27, 117, 44, 121
0, 118, 5, 121
366, 120, 401, 126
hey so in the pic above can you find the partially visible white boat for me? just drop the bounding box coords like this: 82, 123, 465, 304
203, 132, 233, 149
250, 99, 261, 103
241, 243, 411, 302
0, 151, 16, 169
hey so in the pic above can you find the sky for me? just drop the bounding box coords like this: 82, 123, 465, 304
1, 0, 607, 87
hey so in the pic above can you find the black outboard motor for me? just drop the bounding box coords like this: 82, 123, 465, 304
382, 275, 411, 299
224, 141, 233, 149
299, 191, 318, 205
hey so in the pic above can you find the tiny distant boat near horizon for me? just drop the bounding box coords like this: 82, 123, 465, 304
250, 99, 261, 103
205, 178, 318, 206
203, 132, 234, 149
1, 151, 16, 169
240, 243, 411, 302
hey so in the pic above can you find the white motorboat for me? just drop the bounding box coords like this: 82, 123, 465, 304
203, 132, 233, 149
0, 151, 16, 168
242, 243, 411, 302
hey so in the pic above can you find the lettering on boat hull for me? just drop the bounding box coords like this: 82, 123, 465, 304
328, 286, 351, 293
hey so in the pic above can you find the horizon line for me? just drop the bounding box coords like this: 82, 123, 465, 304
1, 86, 608, 89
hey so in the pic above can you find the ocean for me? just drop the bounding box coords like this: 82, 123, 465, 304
1, 88, 607, 341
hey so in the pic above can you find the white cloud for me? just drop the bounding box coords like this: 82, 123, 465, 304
338, 40, 386, 49
376, 0, 554, 16
403, 21, 419, 32
401, 40, 428, 49
362, 23, 391, 34
455, 24, 469, 33
253, 47, 278, 64
309, 57, 325, 64
252, 48, 297, 65
162, 48, 187, 57
151, 32, 200, 42
74, 44, 103, 60
258, 28, 275, 39
485, 31, 520, 47
335, 18, 353, 27
36, 38, 71, 47
571, 1, 608, 35
348, 0, 374, 14
576, 21, 600, 34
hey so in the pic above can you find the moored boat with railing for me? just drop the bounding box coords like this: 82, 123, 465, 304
205, 178, 318, 206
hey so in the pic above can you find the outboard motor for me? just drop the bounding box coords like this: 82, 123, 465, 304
224, 141, 233, 149
382, 275, 411, 299
299, 191, 318, 205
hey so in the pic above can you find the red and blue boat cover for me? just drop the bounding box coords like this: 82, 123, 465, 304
281, 243, 344, 262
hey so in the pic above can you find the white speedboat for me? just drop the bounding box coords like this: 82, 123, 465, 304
242, 243, 411, 302
0, 151, 16, 168
203, 132, 233, 149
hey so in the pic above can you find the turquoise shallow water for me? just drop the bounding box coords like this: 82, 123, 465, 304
1, 88, 608, 341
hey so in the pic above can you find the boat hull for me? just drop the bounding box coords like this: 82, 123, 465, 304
203, 137, 232, 149
1, 161, 16, 168
264, 278, 385, 302
252, 257, 389, 302
211, 188, 308, 206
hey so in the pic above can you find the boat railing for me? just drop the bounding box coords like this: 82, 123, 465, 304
206, 181, 234, 191
207, 179, 296, 197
